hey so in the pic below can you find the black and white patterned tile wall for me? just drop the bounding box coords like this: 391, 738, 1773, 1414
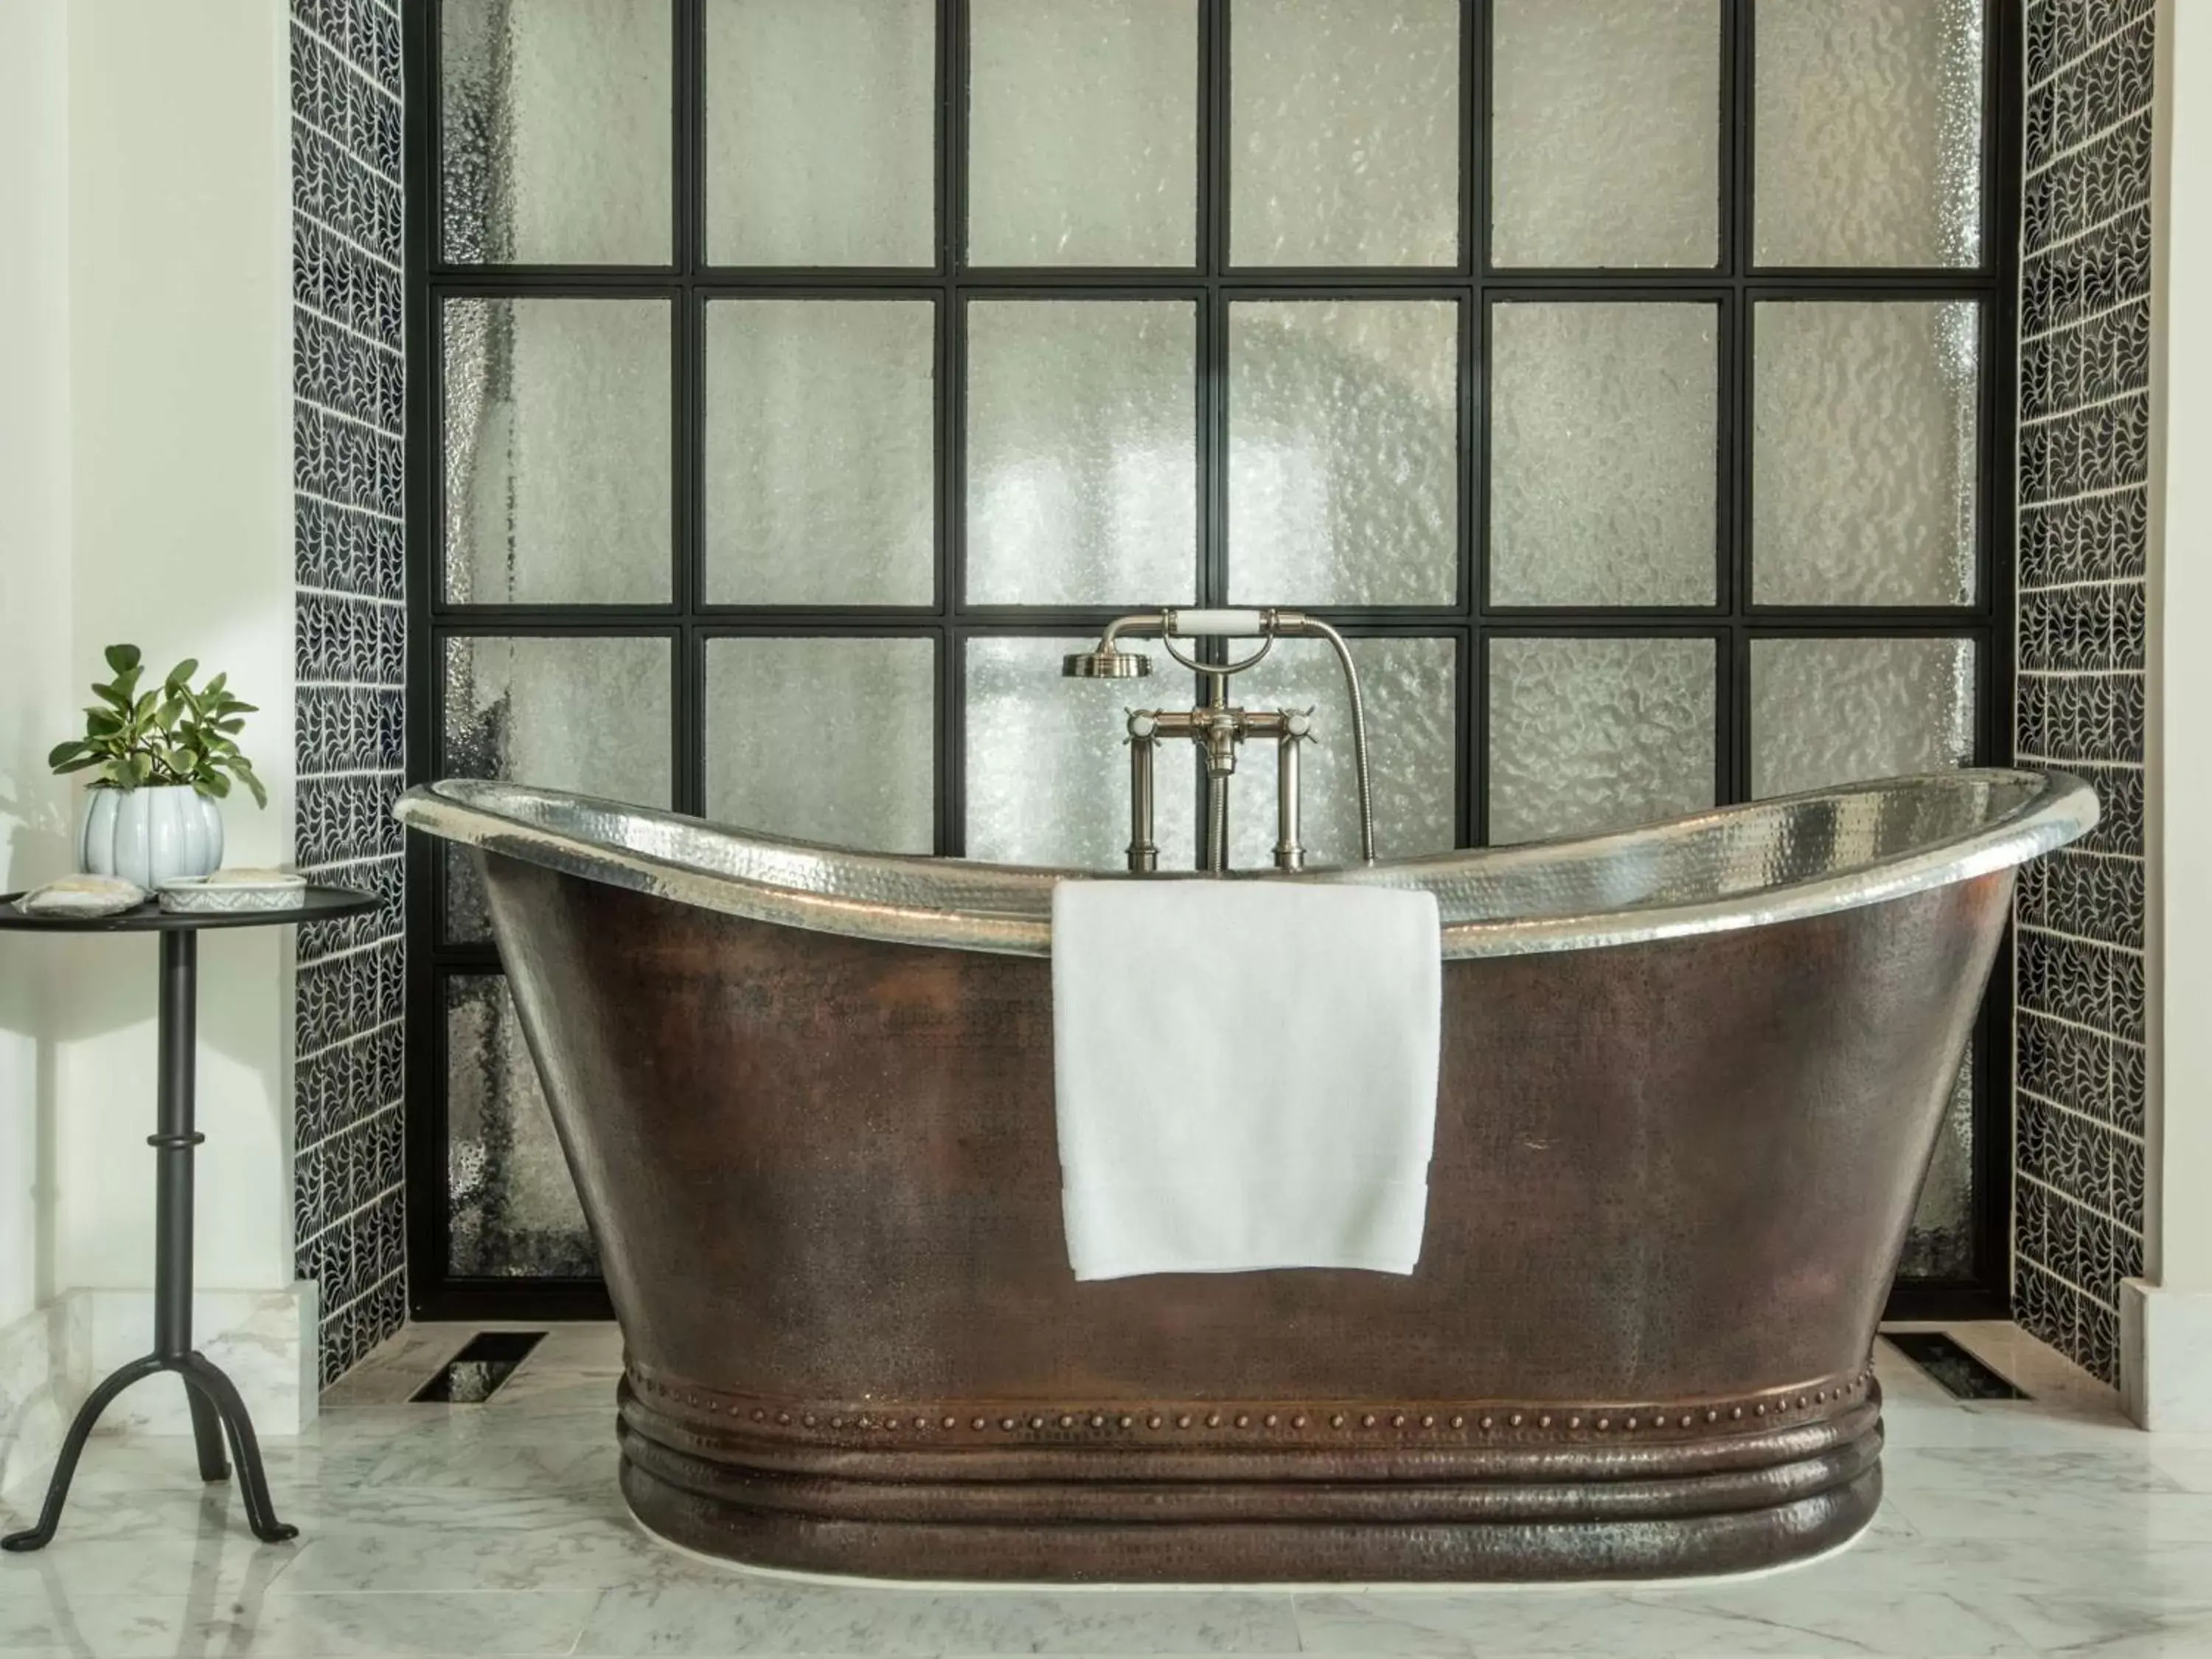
2014, 0, 2154, 1385
291, 0, 408, 1387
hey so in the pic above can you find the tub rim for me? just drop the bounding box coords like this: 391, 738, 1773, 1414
395, 768, 2094, 961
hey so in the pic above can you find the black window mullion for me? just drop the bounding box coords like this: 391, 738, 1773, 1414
1470, 0, 1490, 855
403, 0, 442, 1317
942, 291, 968, 856
1460, 0, 1479, 280
1462, 0, 1483, 849
1205, 286, 1228, 611
674, 290, 702, 816
675, 0, 704, 818
675, 0, 700, 274
673, 619, 697, 822
1200, 0, 1228, 608
1725, 273, 1753, 806
1714, 618, 1737, 825
1725, 0, 1753, 805
942, 0, 966, 853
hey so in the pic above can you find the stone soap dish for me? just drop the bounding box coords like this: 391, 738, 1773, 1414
15, 874, 150, 919
157, 869, 307, 914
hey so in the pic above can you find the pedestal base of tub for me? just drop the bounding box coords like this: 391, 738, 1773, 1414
614, 1370, 1885, 1583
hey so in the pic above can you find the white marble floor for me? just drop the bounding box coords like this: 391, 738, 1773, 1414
3, 1321, 2210, 1657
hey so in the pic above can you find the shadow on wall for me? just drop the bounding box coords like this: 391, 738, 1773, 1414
0, 770, 71, 1486
0, 791, 299, 1484
0, 775, 298, 1291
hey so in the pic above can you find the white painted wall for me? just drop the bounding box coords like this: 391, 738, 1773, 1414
57, 0, 298, 1295
0, 0, 75, 1335
2128, 0, 2212, 1428
0, 0, 297, 1332
2149, 0, 2212, 1295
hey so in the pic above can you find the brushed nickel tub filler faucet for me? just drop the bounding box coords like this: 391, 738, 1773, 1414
1062, 608, 1375, 874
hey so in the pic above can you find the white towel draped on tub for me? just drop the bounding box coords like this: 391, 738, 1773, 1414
1050, 880, 1443, 1281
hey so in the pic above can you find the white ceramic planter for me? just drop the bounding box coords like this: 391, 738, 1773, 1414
79, 785, 223, 889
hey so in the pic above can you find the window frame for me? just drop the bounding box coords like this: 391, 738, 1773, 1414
403, 0, 2023, 1320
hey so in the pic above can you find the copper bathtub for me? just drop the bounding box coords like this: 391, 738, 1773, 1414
396, 770, 2095, 1583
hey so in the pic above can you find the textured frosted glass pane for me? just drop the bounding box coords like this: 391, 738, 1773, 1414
969, 0, 1197, 266
1753, 302, 1980, 606
1491, 0, 1719, 268
1228, 302, 1458, 605
704, 638, 935, 853
705, 0, 934, 266
448, 975, 596, 1278
442, 0, 671, 265
967, 302, 1197, 606
1489, 303, 1717, 606
1899, 1058, 1975, 1280
1749, 636, 1975, 799
704, 302, 934, 606
966, 636, 1199, 869
442, 298, 670, 604
1488, 638, 1715, 845
1230, 0, 1459, 267
1755, 0, 1984, 268
442, 636, 671, 942
1227, 636, 1456, 869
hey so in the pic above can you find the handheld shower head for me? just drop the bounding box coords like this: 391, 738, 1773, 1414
1062, 647, 1153, 679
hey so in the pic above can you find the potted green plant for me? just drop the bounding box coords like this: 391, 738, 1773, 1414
47, 645, 268, 890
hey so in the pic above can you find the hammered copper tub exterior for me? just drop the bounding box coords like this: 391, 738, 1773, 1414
399, 771, 2096, 1583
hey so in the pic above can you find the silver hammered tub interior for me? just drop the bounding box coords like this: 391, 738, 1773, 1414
397, 767, 2096, 956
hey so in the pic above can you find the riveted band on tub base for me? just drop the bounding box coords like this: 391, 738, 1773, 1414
614, 1385, 1885, 1583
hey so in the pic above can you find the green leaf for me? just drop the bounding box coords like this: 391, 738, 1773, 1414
65, 652, 254, 793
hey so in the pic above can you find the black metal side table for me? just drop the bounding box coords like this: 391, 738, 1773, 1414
0, 886, 378, 1551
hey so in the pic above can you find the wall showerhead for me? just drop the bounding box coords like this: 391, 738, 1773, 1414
1062, 648, 1153, 679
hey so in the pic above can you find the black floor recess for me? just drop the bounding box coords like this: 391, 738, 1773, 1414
410, 1330, 546, 1403
1885, 1331, 2028, 1400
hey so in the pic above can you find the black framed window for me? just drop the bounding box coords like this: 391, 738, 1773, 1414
405, 0, 2020, 1316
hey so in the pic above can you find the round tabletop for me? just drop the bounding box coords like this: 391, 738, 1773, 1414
0, 886, 380, 933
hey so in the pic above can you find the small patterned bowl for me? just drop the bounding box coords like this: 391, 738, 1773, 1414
157, 869, 307, 914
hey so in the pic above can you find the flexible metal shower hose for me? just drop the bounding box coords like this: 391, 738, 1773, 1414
1302, 618, 1377, 866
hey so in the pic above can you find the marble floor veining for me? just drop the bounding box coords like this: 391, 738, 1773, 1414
4, 1321, 2212, 1657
